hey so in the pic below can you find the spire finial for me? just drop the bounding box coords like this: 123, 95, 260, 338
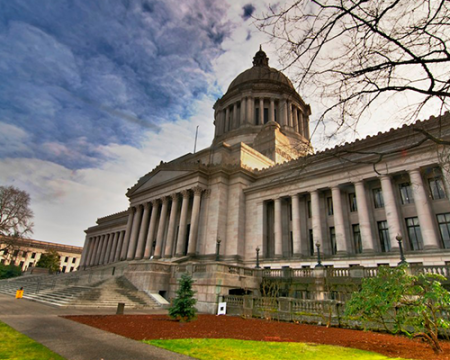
253, 47, 269, 67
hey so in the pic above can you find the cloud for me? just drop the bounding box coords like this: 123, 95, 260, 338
242, 4, 256, 20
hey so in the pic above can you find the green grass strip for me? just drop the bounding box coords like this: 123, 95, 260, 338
0, 321, 65, 360
144, 338, 411, 360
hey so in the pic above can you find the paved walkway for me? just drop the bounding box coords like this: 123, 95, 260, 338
0, 294, 194, 360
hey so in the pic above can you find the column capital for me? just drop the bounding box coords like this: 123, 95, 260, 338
170, 193, 179, 201
143, 202, 151, 210
150, 198, 160, 206
192, 186, 205, 195
181, 189, 190, 198
161, 196, 170, 204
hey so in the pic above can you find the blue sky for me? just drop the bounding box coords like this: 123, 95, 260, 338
0, 0, 432, 247
0, 0, 279, 246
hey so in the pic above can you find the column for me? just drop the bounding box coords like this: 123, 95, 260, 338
176, 190, 190, 256
409, 169, 440, 249
104, 233, 114, 264
144, 200, 160, 258
282, 99, 288, 126
291, 194, 302, 255
214, 111, 220, 137
127, 205, 143, 260
154, 196, 169, 259
287, 102, 293, 127
379, 175, 401, 250
233, 103, 238, 129
331, 186, 348, 254
79, 237, 91, 268
247, 96, 253, 124
164, 194, 180, 258
99, 234, 109, 265
269, 99, 275, 122
187, 187, 203, 255
293, 108, 299, 132
135, 202, 151, 259
311, 190, 323, 247
259, 98, 264, 125
274, 198, 283, 257
114, 231, 125, 262
298, 110, 303, 134
225, 107, 230, 132
441, 163, 450, 198
120, 208, 135, 260
89, 236, 101, 266
354, 181, 375, 252
85, 237, 97, 267
240, 97, 246, 125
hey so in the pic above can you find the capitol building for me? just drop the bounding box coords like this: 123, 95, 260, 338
79, 49, 450, 312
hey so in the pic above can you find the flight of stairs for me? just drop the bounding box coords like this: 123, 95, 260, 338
0, 274, 160, 309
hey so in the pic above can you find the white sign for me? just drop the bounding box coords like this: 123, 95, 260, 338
217, 302, 227, 315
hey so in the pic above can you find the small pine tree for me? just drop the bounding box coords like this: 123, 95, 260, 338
169, 273, 197, 322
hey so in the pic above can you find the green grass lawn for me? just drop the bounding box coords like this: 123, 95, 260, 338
145, 338, 412, 360
0, 321, 65, 360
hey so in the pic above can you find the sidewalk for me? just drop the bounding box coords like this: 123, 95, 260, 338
0, 294, 194, 360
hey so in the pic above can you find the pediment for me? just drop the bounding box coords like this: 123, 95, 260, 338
134, 170, 191, 193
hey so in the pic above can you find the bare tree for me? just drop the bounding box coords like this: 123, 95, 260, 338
0, 186, 34, 264
257, 0, 450, 137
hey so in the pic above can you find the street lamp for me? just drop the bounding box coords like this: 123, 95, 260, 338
255, 247, 261, 269
315, 242, 323, 268
215, 238, 221, 261
396, 234, 408, 266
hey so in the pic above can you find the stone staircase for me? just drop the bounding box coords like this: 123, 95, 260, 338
0, 274, 160, 309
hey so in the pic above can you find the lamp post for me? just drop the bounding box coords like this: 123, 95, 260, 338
396, 234, 407, 266
315, 242, 323, 268
255, 247, 261, 269
215, 238, 221, 261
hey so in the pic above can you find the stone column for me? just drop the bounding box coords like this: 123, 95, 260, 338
379, 175, 401, 250
298, 111, 304, 135
240, 97, 246, 125
127, 205, 143, 260
282, 100, 288, 126
120, 208, 135, 260
108, 232, 119, 263
154, 196, 169, 259
144, 199, 160, 258
79, 237, 90, 268
269, 99, 275, 123
99, 234, 109, 265
176, 190, 191, 256
233, 103, 238, 129
85, 237, 95, 267
187, 187, 203, 256
331, 186, 348, 254
311, 190, 323, 247
114, 231, 125, 262
293, 108, 299, 132
274, 197, 283, 257
291, 194, 302, 255
214, 111, 220, 137
287, 102, 293, 127
354, 181, 375, 252
104, 233, 114, 264
164, 194, 179, 258
259, 98, 264, 125
249, 96, 255, 124
441, 162, 450, 199
409, 169, 440, 249
89, 236, 101, 266
135, 202, 151, 259
225, 107, 230, 132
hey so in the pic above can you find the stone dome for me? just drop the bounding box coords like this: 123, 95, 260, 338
227, 48, 295, 92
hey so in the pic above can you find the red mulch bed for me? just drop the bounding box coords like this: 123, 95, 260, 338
64, 314, 450, 360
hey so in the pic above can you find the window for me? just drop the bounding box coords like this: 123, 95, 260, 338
352, 224, 362, 254
329, 227, 336, 255
65, 256, 69, 262
309, 229, 314, 256
263, 108, 269, 124
327, 197, 334, 216
72, 258, 76, 263
399, 183, 414, 204
349, 193, 357, 212
406, 217, 423, 250
437, 213, 450, 249
373, 188, 384, 208
378, 221, 391, 252
429, 177, 446, 200
31, 252, 36, 259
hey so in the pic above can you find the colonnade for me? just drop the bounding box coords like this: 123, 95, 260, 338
81, 186, 205, 267
265, 167, 446, 258
215, 96, 309, 138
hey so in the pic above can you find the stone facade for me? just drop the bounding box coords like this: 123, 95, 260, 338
80, 49, 450, 313
0, 236, 82, 273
